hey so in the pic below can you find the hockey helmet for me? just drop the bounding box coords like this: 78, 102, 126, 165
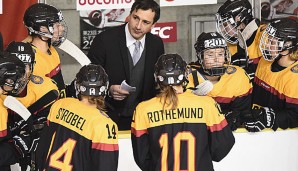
6, 41, 36, 71
154, 54, 188, 87
216, 0, 253, 44
23, 3, 67, 46
75, 64, 109, 97
194, 32, 231, 76
0, 52, 26, 95
259, 18, 298, 61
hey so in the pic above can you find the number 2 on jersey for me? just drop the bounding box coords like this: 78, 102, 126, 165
159, 132, 195, 171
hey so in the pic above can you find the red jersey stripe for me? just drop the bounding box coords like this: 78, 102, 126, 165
214, 88, 252, 104
131, 127, 148, 137
0, 129, 7, 137
45, 64, 61, 78
207, 119, 228, 132
92, 142, 119, 151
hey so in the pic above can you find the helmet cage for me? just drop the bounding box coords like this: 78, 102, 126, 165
216, 13, 238, 44
9, 73, 28, 96
259, 23, 297, 61
196, 36, 231, 76
198, 48, 230, 76
0, 57, 26, 96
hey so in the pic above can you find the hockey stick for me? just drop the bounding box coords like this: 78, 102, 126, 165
4, 96, 31, 121
237, 30, 248, 68
58, 39, 91, 66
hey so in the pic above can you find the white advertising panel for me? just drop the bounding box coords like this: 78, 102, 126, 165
160, 0, 217, 7
0, 0, 2, 14
77, 0, 134, 10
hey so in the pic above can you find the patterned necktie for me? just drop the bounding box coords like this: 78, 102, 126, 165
132, 41, 141, 65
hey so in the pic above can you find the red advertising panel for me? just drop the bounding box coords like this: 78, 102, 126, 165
0, 0, 37, 48
151, 22, 177, 43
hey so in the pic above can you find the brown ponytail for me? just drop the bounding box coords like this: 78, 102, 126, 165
80, 95, 106, 112
157, 85, 178, 110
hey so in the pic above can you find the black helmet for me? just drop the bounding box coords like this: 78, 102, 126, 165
75, 64, 109, 97
0, 52, 26, 95
6, 41, 36, 71
23, 3, 67, 46
154, 54, 188, 87
216, 0, 253, 44
194, 32, 230, 76
259, 18, 298, 61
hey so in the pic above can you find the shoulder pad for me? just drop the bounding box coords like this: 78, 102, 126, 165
225, 66, 237, 74
30, 75, 44, 84
290, 64, 298, 73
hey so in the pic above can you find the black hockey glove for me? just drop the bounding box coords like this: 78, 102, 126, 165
11, 131, 40, 158
243, 107, 276, 132
12, 133, 31, 158
33, 116, 47, 133
10, 119, 28, 137
231, 52, 247, 68
224, 111, 241, 131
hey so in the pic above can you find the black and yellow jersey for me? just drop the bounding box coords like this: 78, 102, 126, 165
187, 65, 252, 113
228, 24, 266, 63
32, 45, 66, 98
16, 76, 58, 109
0, 99, 8, 141
0, 76, 58, 140
227, 43, 237, 56
131, 91, 235, 171
253, 58, 298, 129
36, 98, 119, 171
228, 24, 267, 80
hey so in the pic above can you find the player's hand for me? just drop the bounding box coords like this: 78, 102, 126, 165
224, 111, 241, 131
243, 107, 276, 132
231, 52, 247, 68
109, 85, 129, 101
12, 131, 40, 158
10, 119, 28, 136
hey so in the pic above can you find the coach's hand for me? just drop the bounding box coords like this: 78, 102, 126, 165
109, 85, 129, 101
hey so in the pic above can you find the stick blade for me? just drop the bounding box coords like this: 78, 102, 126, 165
4, 96, 31, 121
58, 39, 91, 66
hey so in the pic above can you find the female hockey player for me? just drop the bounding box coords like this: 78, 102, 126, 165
243, 18, 298, 132
216, 0, 267, 80
188, 32, 252, 131
23, 3, 68, 98
36, 64, 119, 171
0, 53, 32, 171
131, 54, 234, 171
1, 41, 59, 171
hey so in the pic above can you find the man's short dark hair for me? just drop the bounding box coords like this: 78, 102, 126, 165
130, 0, 160, 24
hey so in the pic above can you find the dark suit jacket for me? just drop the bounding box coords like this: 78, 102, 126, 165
88, 24, 164, 115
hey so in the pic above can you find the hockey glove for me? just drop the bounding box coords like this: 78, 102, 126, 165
10, 119, 28, 136
12, 131, 40, 158
192, 80, 214, 96
224, 111, 241, 131
12, 133, 31, 158
244, 107, 276, 132
231, 52, 247, 68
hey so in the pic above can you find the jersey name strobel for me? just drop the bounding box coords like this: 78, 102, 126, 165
55, 108, 86, 131
148, 108, 203, 123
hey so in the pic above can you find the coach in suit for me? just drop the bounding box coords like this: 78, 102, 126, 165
88, 0, 164, 130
